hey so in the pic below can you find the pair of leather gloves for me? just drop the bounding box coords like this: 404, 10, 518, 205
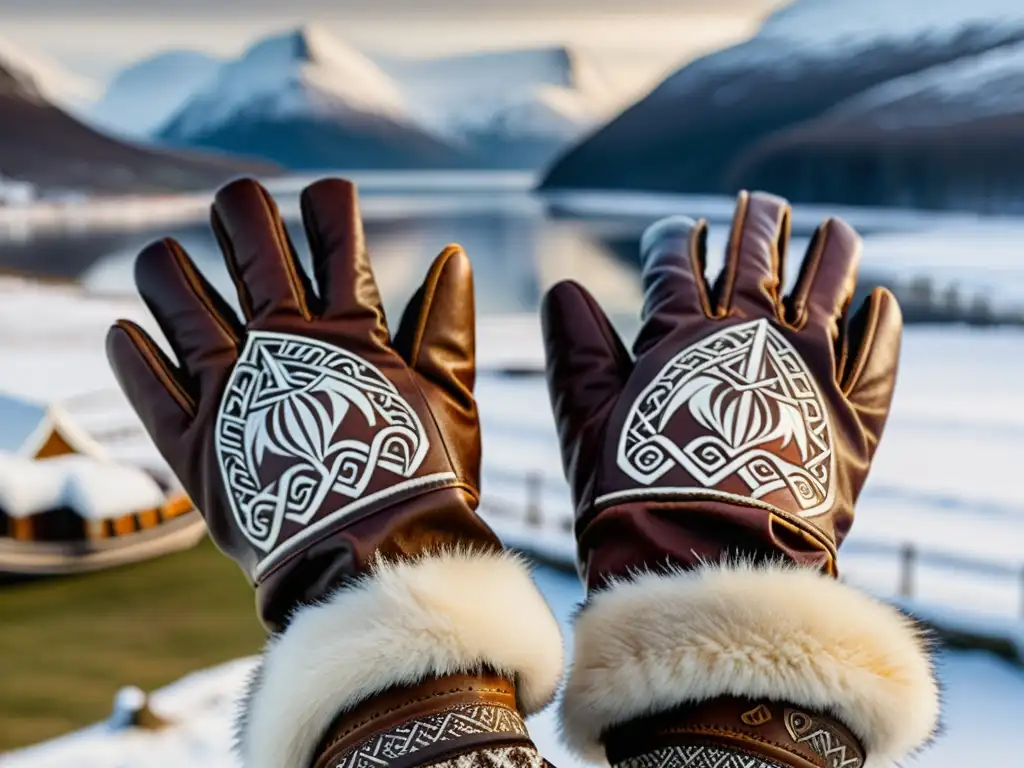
107, 179, 939, 768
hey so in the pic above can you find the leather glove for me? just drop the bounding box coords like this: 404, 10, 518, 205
542, 190, 903, 590
106, 177, 498, 630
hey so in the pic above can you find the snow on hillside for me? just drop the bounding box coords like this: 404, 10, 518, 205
162, 24, 413, 140
823, 41, 1024, 128
0, 37, 98, 108
87, 51, 223, 138
757, 0, 1024, 53
387, 46, 618, 140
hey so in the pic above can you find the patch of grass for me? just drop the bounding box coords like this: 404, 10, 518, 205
0, 538, 264, 750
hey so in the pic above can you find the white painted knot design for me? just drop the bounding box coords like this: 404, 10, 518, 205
214, 331, 430, 554
617, 318, 835, 517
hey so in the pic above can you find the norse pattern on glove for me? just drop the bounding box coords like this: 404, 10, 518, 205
330, 704, 528, 768
612, 318, 834, 518
616, 745, 784, 768
216, 331, 443, 568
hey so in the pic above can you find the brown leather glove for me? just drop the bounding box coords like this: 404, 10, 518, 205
106, 177, 498, 630
542, 190, 902, 590
543, 193, 938, 768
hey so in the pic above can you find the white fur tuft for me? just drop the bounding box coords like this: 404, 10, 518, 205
241, 549, 564, 768
561, 562, 939, 767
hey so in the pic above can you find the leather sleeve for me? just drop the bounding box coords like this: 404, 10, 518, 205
308, 672, 550, 768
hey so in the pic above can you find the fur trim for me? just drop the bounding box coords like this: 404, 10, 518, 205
239, 549, 564, 768
561, 562, 939, 767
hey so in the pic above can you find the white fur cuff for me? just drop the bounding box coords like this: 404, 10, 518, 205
240, 549, 564, 768
561, 562, 940, 767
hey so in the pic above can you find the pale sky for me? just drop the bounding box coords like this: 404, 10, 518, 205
2, 0, 787, 91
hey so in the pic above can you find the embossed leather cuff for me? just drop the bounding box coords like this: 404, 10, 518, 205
605, 698, 866, 768
311, 672, 534, 768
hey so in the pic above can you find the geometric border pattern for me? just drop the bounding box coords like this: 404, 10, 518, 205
616, 744, 786, 768
330, 703, 529, 768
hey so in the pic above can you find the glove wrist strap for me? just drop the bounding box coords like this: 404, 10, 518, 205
604, 697, 866, 768
311, 671, 532, 768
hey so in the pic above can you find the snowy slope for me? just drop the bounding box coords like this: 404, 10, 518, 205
88, 51, 223, 138
158, 25, 464, 170
382, 46, 618, 168
164, 24, 409, 138
822, 41, 1024, 129
756, 0, 1024, 52
388, 46, 616, 140
541, 0, 1024, 194
0, 37, 98, 109
721, 36, 1024, 209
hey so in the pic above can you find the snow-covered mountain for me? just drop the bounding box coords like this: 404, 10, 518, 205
722, 40, 1024, 211
0, 42, 275, 195
158, 24, 465, 171
88, 51, 222, 138
541, 0, 1024, 194
0, 37, 98, 109
821, 41, 1024, 130
384, 46, 618, 169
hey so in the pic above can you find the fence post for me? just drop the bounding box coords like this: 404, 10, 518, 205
898, 544, 916, 599
525, 472, 542, 528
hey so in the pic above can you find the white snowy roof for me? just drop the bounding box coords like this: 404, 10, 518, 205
0, 391, 109, 458
0, 453, 166, 520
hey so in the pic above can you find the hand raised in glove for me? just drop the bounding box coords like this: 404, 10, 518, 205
107, 178, 497, 630
542, 190, 903, 589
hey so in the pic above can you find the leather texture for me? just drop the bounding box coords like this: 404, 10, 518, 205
605, 698, 866, 768
541, 191, 903, 590
107, 177, 500, 630
312, 671, 532, 768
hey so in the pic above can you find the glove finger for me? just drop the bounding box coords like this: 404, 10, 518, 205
541, 281, 631, 481
640, 215, 714, 318
300, 178, 389, 346
106, 320, 194, 457
134, 238, 241, 396
393, 245, 478, 485
394, 244, 475, 395
712, 190, 790, 316
786, 216, 861, 340
211, 178, 315, 323
633, 216, 713, 355
841, 287, 903, 456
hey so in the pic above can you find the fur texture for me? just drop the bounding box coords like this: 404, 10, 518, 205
239, 549, 564, 768
561, 562, 939, 768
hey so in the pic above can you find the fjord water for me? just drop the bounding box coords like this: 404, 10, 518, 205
3, 172, 1024, 326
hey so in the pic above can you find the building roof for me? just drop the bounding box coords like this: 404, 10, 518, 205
0, 391, 109, 459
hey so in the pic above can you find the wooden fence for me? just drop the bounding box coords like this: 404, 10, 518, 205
480, 469, 1024, 619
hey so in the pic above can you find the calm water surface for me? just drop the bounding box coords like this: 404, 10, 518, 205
2, 172, 1022, 325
